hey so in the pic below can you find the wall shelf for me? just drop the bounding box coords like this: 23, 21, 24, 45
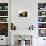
38, 3, 46, 37
38, 10, 46, 11
0, 16, 8, 17
38, 16, 46, 17
38, 22, 46, 23
0, 22, 8, 23
38, 28, 46, 29
0, 3, 8, 37
0, 10, 8, 11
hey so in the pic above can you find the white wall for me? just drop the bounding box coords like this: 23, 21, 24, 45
11, 0, 38, 30
11, 0, 38, 45
11, 0, 46, 30
11, 0, 46, 46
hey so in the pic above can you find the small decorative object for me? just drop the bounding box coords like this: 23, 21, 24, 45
38, 23, 46, 28
42, 12, 45, 15
38, 3, 46, 10
0, 11, 8, 16
3, 18, 7, 22
39, 29, 46, 37
38, 17, 46, 22
38, 17, 42, 22
43, 39, 45, 40
11, 23, 16, 30
38, 17, 45, 22
0, 6, 1, 10
40, 29, 45, 34
0, 17, 7, 22
0, 23, 8, 30
5, 6, 8, 10
29, 25, 35, 30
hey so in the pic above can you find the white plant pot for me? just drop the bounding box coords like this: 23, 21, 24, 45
21, 40, 25, 46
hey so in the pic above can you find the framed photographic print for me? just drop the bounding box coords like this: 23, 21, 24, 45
18, 10, 29, 18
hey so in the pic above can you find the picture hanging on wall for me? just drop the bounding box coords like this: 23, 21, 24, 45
18, 10, 29, 17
